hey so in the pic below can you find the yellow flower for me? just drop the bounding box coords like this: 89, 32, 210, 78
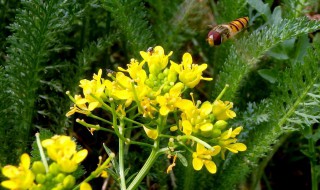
212, 100, 236, 120
42, 135, 88, 173
156, 82, 184, 116
171, 53, 212, 88
192, 143, 221, 174
118, 58, 147, 83
1, 153, 35, 189
176, 100, 214, 136
140, 97, 157, 118
66, 94, 93, 116
218, 127, 247, 160
140, 46, 173, 75
79, 69, 106, 110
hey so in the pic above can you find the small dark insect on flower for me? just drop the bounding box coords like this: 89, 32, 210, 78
106, 69, 115, 76
147, 47, 154, 55
207, 17, 249, 46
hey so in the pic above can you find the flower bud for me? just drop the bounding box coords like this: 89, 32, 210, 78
63, 175, 76, 189
213, 120, 228, 130
54, 173, 66, 182
35, 173, 46, 184
49, 162, 60, 175
212, 129, 222, 137
32, 161, 46, 174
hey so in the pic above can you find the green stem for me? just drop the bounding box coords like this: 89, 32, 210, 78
128, 140, 154, 148
178, 135, 213, 150
127, 141, 161, 190
119, 129, 127, 190
88, 113, 113, 125
308, 125, 318, 190
35, 133, 49, 173
72, 154, 114, 190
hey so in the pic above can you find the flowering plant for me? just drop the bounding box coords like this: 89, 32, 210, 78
1, 46, 246, 190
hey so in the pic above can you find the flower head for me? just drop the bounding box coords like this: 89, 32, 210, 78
192, 143, 221, 174
218, 126, 247, 159
212, 100, 236, 120
1, 154, 35, 189
171, 53, 212, 88
42, 135, 88, 173
140, 46, 173, 75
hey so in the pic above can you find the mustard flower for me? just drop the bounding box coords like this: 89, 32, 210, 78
66, 94, 92, 117
192, 143, 221, 174
118, 58, 147, 83
212, 100, 236, 120
140, 46, 173, 75
176, 99, 214, 136
218, 127, 247, 160
42, 135, 88, 173
79, 69, 106, 110
1, 153, 35, 190
171, 53, 212, 88
156, 82, 184, 115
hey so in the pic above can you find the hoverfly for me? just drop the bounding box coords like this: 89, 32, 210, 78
207, 17, 249, 46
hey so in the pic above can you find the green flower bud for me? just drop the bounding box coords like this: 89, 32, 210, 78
63, 175, 76, 189
49, 162, 60, 175
54, 173, 66, 183
213, 120, 228, 130
35, 173, 46, 184
32, 161, 46, 174
212, 129, 221, 137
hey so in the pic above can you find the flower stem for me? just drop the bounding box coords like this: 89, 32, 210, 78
119, 129, 127, 190
178, 135, 213, 150
72, 154, 114, 190
127, 142, 161, 190
35, 133, 49, 173
307, 125, 318, 190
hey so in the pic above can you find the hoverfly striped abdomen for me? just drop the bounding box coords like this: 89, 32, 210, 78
228, 17, 249, 35
207, 17, 249, 46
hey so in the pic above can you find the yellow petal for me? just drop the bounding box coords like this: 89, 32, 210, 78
196, 143, 206, 154
200, 123, 213, 132
159, 106, 170, 116
143, 126, 158, 140
192, 157, 203, 171
73, 149, 88, 163
204, 160, 217, 174
80, 182, 92, 190
1, 180, 19, 189
211, 145, 221, 156
20, 153, 31, 169
2, 166, 19, 178
181, 120, 192, 135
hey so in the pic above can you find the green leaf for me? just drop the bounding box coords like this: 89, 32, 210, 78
177, 153, 188, 167
247, 0, 271, 19
257, 69, 278, 83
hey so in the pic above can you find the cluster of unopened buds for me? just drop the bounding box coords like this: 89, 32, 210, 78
1, 46, 247, 190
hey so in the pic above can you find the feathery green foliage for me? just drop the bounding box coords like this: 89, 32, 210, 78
1, 0, 320, 189
210, 42, 320, 190
214, 17, 320, 100
0, 0, 78, 165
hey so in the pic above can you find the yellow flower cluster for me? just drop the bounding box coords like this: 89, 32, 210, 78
66, 46, 211, 119
66, 46, 246, 174
41, 135, 88, 173
1, 135, 91, 190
